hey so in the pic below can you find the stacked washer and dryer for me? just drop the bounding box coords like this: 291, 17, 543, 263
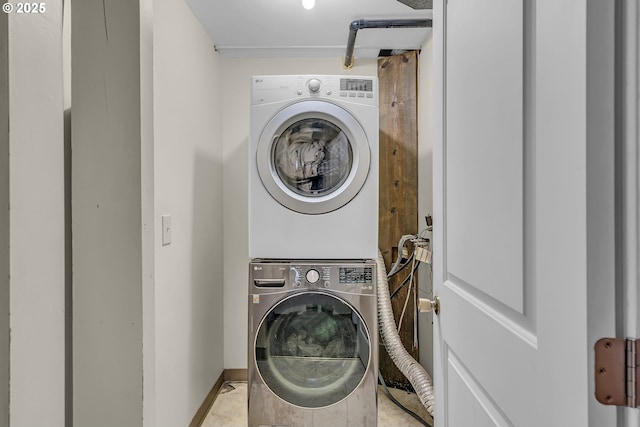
248, 75, 380, 427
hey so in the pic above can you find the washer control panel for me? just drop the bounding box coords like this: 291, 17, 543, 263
251, 75, 378, 106
250, 261, 375, 295
291, 263, 374, 294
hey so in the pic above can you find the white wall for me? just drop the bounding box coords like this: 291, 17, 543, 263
6, 2, 66, 426
62, 2, 72, 425
73, 1, 223, 426
71, 1, 152, 425
221, 58, 378, 369
222, 51, 435, 373
153, 0, 224, 425
0, 12, 8, 427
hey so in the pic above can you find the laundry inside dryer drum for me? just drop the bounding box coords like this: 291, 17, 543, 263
255, 293, 370, 408
273, 118, 353, 197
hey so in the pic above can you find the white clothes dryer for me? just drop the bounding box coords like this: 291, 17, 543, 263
249, 75, 379, 259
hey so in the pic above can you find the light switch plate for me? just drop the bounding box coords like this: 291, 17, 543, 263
162, 215, 172, 245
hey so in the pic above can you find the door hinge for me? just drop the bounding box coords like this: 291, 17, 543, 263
595, 338, 640, 407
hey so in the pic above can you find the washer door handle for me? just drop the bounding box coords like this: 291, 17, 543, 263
254, 279, 286, 288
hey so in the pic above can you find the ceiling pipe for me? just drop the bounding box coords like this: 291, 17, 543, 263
343, 18, 432, 69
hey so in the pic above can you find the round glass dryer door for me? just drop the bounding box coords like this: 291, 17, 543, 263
254, 292, 371, 408
257, 100, 371, 214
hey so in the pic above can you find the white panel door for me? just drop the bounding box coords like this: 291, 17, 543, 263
432, 1, 616, 426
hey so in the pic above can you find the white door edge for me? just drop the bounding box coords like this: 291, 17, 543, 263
621, 0, 640, 425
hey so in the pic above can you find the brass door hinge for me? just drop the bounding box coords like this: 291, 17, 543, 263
595, 338, 640, 407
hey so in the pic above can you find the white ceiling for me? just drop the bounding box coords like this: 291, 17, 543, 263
185, 0, 432, 59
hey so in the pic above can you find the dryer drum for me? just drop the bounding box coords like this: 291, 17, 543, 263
255, 99, 372, 216
273, 118, 353, 197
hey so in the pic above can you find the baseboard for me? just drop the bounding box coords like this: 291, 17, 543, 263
224, 368, 248, 382
189, 371, 225, 427
190, 368, 248, 427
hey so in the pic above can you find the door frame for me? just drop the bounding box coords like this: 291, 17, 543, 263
618, 0, 640, 426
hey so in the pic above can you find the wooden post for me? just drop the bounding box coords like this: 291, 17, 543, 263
378, 51, 420, 389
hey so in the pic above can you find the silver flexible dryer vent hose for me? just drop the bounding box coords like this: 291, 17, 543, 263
376, 250, 435, 416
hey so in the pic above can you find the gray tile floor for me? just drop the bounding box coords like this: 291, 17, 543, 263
202, 381, 433, 427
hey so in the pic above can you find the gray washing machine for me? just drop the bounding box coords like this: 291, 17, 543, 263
248, 260, 378, 427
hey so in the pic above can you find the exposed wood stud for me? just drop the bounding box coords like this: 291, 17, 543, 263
378, 51, 419, 390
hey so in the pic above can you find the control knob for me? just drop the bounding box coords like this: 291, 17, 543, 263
307, 79, 321, 93
306, 269, 320, 284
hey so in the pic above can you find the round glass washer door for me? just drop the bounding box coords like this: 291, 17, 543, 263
256, 100, 371, 214
254, 292, 371, 408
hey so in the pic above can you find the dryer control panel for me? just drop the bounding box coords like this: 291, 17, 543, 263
250, 260, 376, 296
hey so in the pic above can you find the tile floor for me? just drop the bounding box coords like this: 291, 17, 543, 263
202, 381, 433, 427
